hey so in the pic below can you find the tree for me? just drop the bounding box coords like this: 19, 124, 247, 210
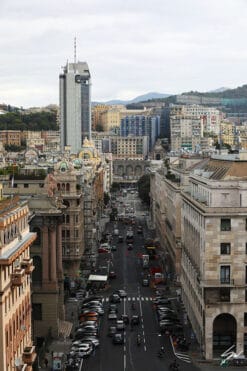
137, 174, 150, 205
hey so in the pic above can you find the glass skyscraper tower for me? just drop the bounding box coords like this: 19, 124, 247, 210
59, 61, 91, 153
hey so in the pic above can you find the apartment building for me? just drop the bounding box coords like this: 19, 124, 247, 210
181, 152, 247, 359
120, 115, 160, 151
110, 136, 149, 160
170, 115, 203, 152
0, 130, 21, 147
0, 192, 36, 371
100, 107, 148, 131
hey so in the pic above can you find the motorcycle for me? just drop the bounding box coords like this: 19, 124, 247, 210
137, 335, 141, 346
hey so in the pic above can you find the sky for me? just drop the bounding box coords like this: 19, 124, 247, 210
1, 0, 247, 108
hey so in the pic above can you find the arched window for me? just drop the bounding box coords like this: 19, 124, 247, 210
66, 183, 70, 192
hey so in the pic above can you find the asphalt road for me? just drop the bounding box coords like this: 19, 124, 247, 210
80, 192, 204, 371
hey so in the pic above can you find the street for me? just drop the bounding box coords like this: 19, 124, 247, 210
82, 191, 201, 371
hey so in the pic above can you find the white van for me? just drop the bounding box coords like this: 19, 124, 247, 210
114, 229, 119, 236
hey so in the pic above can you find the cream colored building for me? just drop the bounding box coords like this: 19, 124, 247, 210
220, 121, 235, 147
170, 115, 203, 152
0, 193, 36, 371
100, 107, 148, 131
110, 136, 149, 160
181, 152, 247, 359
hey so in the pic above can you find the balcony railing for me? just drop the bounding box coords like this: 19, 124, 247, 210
22, 346, 36, 365
11, 268, 25, 286
201, 279, 235, 287
21, 258, 34, 274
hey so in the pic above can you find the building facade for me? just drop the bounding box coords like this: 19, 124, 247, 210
0, 193, 36, 371
59, 61, 91, 153
120, 115, 160, 151
110, 136, 149, 160
181, 152, 247, 359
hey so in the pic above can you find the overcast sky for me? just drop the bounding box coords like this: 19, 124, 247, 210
1, 0, 247, 107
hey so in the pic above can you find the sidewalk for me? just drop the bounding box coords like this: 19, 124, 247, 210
39, 338, 72, 370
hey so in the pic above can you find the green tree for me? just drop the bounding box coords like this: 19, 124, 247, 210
137, 174, 150, 205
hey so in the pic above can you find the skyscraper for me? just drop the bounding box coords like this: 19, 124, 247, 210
59, 60, 91, 153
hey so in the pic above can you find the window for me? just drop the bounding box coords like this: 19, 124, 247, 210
244, 313, 247, 326
246, 243, 247, 254
32, 303, 42, 320
246, 266, 247, 285
219, 288, 230, 302
221, 219, 231, 231
220, 265, 230, 284
24, 184, 29, 188
220, 243, 231, 255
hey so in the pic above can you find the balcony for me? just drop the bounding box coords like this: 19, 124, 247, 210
201, 279, 234, 287
21, 258, 34, 274
22, 346, 36, 365
11, 268, 25, 286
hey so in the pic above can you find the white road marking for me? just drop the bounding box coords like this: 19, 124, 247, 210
124, 354, 126, 370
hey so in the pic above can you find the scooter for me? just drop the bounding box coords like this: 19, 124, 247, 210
137, 335, 141, 346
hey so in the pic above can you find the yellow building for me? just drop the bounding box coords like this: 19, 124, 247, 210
100, 107, 149, 131
0, 130, 21, 147
220, 121, 235, 147
92, 104, 109, 130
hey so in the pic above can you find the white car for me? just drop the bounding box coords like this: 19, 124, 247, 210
116, 320, 125, 330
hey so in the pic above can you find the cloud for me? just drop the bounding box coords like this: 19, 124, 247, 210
0, 0, 247, 106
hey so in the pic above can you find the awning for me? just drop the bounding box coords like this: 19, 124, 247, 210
58, 320, 73, 338
88, 274, 108, 282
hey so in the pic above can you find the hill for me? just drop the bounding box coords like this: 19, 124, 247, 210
93, 92, 171, 105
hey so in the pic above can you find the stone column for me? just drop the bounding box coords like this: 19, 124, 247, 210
236, 318, 244, 355
42, 225, 49, 282
56, 223, 63, 279
49, 226, 57, 282
205, 315, 213, 360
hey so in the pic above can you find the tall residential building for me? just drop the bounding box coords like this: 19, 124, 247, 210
59, 61, 91, 153
120, 115, 160, 151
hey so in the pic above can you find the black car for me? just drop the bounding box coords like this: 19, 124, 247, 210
131, 315, 140, 325
109, 294, 121, 303
108, 326, 117, 337
142, 278, 149, 287
153, 298, 171, 305
108, 304, 118, 313
112, 333, 124, 344
120, 314, 129, 325
118, 235, 124, 243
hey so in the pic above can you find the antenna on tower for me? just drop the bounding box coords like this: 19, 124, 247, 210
74, 37, 77, 67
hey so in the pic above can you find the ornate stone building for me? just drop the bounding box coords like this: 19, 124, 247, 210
0, 191, 36, 371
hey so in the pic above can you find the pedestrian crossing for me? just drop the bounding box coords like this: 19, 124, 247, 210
101, 296, 154, 303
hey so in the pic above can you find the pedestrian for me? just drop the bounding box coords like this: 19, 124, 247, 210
44, 357, 48, 368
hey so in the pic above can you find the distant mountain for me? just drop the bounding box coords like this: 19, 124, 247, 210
93, 92, 171, 106
208, 87, 230, 93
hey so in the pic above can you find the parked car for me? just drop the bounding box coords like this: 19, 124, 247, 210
111, 245, 117, 251
112, 333, 124, 344
76, 337, 99, 347
82, 296, 103, 304
127, 244, 133, 250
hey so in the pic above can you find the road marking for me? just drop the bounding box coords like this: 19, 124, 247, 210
124, 353, 126, 370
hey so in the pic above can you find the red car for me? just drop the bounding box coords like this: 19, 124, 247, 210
98, 247, 110, 253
